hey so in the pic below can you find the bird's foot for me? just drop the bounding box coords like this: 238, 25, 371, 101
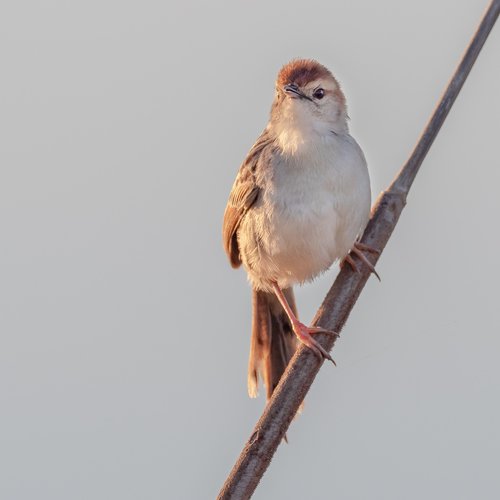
343, 242, 381, 281
270, 281, 338, 365
292, 321, 338, 365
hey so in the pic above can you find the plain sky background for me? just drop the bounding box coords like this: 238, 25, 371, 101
1, 1, 499, 499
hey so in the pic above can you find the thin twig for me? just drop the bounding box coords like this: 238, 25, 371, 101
218, 1, 500, 498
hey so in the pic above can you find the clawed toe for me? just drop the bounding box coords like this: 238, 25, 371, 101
308, 326, 339, 337
318, 347, 337, 366
354, 242, 380, 254
293, 322, 337, 365
347, 242, 381, 281
342, 254, 360, 273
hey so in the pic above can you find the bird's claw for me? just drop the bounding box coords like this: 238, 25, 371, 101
293, 322, 338, 365
344, 242, 381, 281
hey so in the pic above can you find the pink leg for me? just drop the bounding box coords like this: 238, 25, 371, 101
271, 282, 337, 364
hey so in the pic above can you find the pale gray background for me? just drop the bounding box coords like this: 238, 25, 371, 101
1, 1, 499, 499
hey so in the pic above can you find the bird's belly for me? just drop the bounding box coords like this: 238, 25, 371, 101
241, 190, 359, 290
268, 200, 344, 283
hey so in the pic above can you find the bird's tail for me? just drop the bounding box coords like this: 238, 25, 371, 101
248, 287, 298, 400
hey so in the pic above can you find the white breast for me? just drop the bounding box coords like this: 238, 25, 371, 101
240, 132, 371, 291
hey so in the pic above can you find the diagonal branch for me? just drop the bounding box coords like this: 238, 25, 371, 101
218, 1, 500, 498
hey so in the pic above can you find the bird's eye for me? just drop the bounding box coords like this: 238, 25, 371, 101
313, 88, 325, 99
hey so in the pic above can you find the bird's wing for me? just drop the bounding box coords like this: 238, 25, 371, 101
222, 130, 274, 268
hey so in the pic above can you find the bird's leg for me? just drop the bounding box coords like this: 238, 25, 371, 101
343, 242, 381, 281
271, 282, 337, 364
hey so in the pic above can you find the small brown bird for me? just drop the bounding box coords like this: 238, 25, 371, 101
223, 59, 374, 400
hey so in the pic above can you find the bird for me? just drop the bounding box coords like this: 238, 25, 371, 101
222, 59, 375, 401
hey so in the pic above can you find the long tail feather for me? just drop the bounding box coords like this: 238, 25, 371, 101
248, 288, 298, 399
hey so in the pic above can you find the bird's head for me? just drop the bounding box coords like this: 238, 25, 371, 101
269, 59, 348, 152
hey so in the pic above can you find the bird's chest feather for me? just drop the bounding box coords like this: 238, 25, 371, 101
266, 166, 337, 238
251, 136, 370, 283
264, 140, 360, 236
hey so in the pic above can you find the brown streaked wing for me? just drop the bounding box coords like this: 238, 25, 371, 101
222, 178, 259, 268
222, 130, 273, 268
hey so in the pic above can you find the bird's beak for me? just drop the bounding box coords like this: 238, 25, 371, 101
283, 84, 312, 101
